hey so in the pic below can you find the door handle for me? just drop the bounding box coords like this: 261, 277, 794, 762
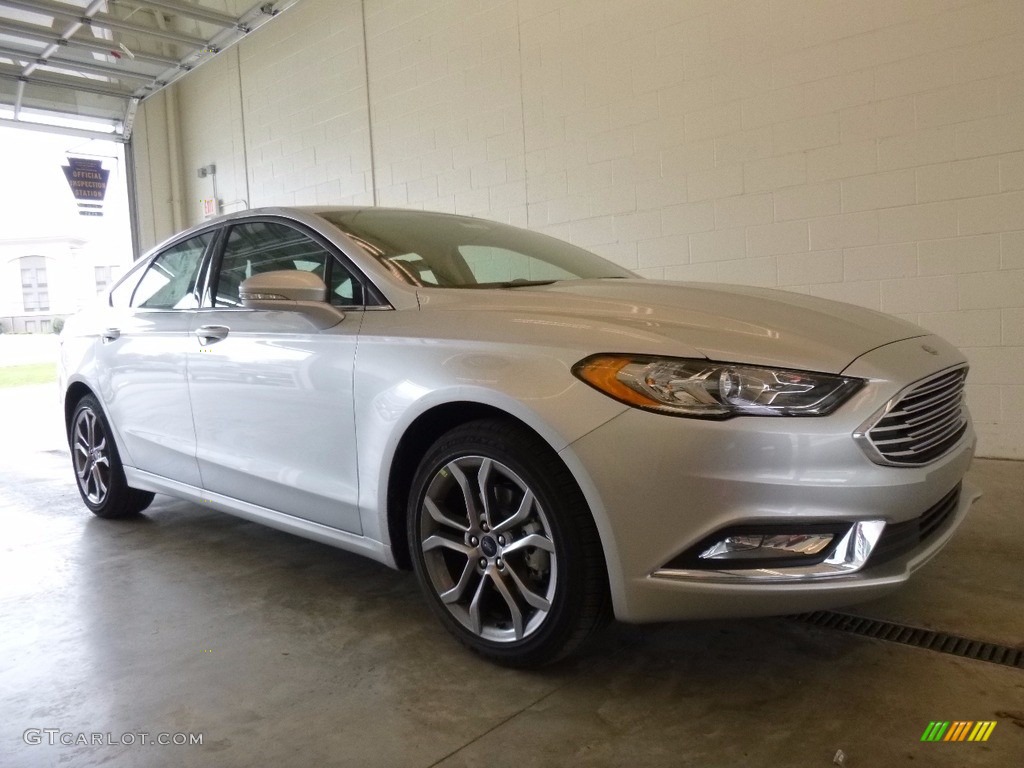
101, 328, 120, 343
194, 325, 230, 345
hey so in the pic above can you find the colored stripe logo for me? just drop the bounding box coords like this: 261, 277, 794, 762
921, 721, 997, 742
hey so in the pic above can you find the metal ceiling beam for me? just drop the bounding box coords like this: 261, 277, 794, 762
0, 0, 209, 48
0, 18, 181, 67
7, 0, 104, 114
128, 1, 287, 99
0, 67, 135, 99
0, 43, 157, 82
87, 13, 208, 49
0, 0, 298, 138
0, 0, 99, 28
0, 113, 123, 141
119, 0, 239, 28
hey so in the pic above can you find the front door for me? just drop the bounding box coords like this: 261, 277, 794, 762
187, 220, 364, 532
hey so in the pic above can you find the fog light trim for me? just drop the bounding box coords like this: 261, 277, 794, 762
699, 532, 837, 561
654, 520, 887, 582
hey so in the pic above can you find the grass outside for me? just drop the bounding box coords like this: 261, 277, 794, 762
0, 362, 57, 388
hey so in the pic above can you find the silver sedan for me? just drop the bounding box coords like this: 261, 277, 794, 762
59, 207, 978, 666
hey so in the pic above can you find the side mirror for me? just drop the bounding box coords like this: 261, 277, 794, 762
239, 270, 345, 330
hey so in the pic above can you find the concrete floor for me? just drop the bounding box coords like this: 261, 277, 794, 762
1, 382, 1021, 768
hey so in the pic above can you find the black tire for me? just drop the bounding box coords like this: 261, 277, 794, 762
408, 418, 609, 667
69, 394, 154, 519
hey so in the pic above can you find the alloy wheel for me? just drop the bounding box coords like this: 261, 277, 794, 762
418, 456, 558, 643
72, 406, 111, 506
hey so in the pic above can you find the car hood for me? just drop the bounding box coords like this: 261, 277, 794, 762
417, 279, 926, 374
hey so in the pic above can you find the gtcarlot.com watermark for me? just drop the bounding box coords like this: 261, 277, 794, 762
24, 729, 203, 747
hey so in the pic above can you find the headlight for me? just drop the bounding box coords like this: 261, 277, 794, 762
572, 354, 863, 418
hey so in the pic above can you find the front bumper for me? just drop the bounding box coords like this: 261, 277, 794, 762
561, 335, 979, 623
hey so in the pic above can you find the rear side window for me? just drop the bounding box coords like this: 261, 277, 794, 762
109, 260, 146, 308
214, 221, 364, 308
130, 234, 212, 309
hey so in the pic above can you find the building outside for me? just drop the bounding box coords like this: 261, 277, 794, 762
0, 235, 127, 334
0, 127, 134, 335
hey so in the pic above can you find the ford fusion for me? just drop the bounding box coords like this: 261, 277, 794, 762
59, 207, 978, 666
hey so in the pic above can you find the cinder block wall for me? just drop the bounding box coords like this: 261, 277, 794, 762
132, 0, 1024, 458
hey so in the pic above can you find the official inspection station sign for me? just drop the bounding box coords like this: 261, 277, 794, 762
62, 157, 109, 216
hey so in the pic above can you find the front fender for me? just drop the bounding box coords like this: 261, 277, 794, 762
352, 336, 628, 549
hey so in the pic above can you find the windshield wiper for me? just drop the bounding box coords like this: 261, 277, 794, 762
504, 279, 559, 288
468, 279, 559, 289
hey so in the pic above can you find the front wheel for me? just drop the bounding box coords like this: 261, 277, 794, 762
408, 419, 609, 667
70, 395, 154, 519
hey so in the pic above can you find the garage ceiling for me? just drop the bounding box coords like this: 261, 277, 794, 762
0, 0, 296, 141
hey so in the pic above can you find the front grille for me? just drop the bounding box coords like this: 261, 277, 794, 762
867, 483, 961, 567
857, 366, 968, 466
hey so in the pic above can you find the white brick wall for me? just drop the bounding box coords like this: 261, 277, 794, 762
132, 0, 1024, 458
238, 0, 373, 209
364, 0, 528, 223
176, 50, 248, 220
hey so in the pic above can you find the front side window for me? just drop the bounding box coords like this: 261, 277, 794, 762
214, 221, 363, 308
131, 233, 212, 309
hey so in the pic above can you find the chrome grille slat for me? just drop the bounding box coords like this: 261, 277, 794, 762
895, 372, 962, 401
875, 421, 966, 456
907, 407, 967, 438
872, 407, 967, 446
907, 419, 968, 452
884, 391, 962, 421
858, 365, 969, 466
870, 397, 964, 432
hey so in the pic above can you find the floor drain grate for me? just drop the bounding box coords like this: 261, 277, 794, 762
789, 611, 1024, 669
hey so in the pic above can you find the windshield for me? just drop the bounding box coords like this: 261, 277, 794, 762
317, 209, 636, 288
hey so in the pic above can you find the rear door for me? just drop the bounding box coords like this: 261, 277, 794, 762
98, 231, 214, 486
187, 219, 367, 532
